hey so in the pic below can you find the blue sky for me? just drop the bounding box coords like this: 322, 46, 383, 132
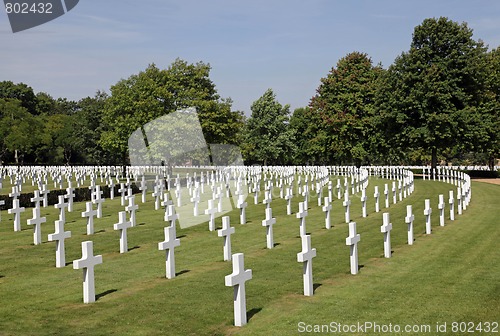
1, 0, 499, 115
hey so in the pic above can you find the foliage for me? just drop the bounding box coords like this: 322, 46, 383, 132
308, 52, 384, 165
379, 17, 488, 168
243, 89, 294, 165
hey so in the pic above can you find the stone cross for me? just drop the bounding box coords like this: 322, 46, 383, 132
284, 187, 293, 215
55, 195, 68, 223
322, 196, 332, 229
48, 219, 71, 267
225, 253, 252, 327
253, 185, 259, 205
262, 189, 272, 209
374, 186, 380, 213
30, 190, 44, 209
81, 201, 97, 235
438, 194, 445, 226
216, 186, 223, 212
449, 190, 455, 221
205, 199, 217, 231
398, 180, 403, 202
125, 195, 138, 227
328, 181, 333, 203
190, 188, 200, 216
236, 194, 247, 224
27, 207, 46, 245
152, 185, 161, 210
424, 199, 432, 234
108, 178, 115, 200
65, 182, 75, 212
297, 234, 316, 296
158, 225, 181, 279
73, 241, 103, 303
8, 198, 25, 232
118, 183, 127, 206
139, 175, 148, 203
9, 186, 20, 200
342, 191, 351, 223
93, 185, 104, 219
345, 222, 360, 275
361, 188, 367, 218
337, 179, 342, 200
262, 207, 276, 249
384, 184, 389, 208
217, 216, 235, 261
164, 204, 179, 232
392, 182, 397, 204
380, 213, 392, 258
0, 199, 4, 221
40, 184, 49, 207
114, 211, 132, 253
405, 205, 415, 245
296, 202, 308, 237
457, 187, 463, 216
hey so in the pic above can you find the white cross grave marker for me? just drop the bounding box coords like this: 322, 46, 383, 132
65, 182, 75, 212
374, 186, 380, 213
262, 207, 276, 249
205, 199, 217, 231
114, 211, 132, 253
405, 205, 415, 245
8, 198, 25, 232
380, 213, 392, 258
296, 202, 308, 237
54, 195, 68, 223
384, 184, 389, 208
237, 194, 247, 224
449, 190, 455, 221
424, 199, 432, 234
438, 194, 445, 226
297, 234, 316, 296
225, 253, 252, 327
81, 202, 97, 235
48, 219, 71, 267
342, 191, 351, 223
158, 225, 181, 279
217, 216, 235, 261
125, 195, 138, 227
27, 207, 46, 245
345, 222, 361, 275
361, 188, 367, 218
73, 241, 103, 304
322, 196, 332, 229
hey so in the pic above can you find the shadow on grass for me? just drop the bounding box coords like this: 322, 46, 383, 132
176, 269, 190, 277
273, 243, 281, 248
178, 235, 187, 239
96, 289, 117, 301
95, 229, 106, 234
247, 307, 262, 322
313, 283, 322, 293
129, 246, 141, 252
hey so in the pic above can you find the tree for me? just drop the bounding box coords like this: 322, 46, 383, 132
380, 17, 488, 168
243, 89, 294, 165
100, 59, 243, 165
0, 81, 38, 115
309, 52, 384, 165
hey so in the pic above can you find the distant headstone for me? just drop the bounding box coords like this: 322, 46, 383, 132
27, 207, 46, 245
374, 186, 380, 213
322, 196, 332, 229
205, 199, 217, 231
125, 195, 138, 227
438, 194, 445, 226
81, 202, 97, 235
296, 202, 308, 237
236, 194, 247, 224
8, 198, 25, 232
342, 191, 351, 223
449, 190, 455, 221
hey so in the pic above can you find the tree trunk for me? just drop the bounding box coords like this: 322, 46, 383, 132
14, 149, 19, 164
431, 147, 437, 170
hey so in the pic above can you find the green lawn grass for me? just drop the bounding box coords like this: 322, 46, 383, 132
0, 176, 498, 335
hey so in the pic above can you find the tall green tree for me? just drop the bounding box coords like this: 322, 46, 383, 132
243, 89, 294, 165
380, 17, 488, 168
309, 52, 384, 165
100, 59, 243, 164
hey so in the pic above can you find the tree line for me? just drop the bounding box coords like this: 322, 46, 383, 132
0, 17, 498, 169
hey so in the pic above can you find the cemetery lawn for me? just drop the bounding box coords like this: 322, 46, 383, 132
0, 178, 498, 335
